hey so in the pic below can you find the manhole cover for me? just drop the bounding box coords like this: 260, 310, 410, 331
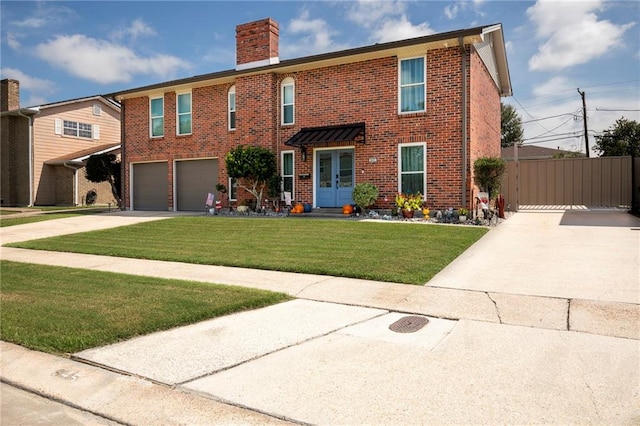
388, 315, 429, 333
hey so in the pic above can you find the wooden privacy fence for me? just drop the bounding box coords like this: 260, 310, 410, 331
501, 156, 638, 210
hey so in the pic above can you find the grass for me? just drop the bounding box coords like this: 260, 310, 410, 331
9, 216, 488, 284
0, 260, 291, 355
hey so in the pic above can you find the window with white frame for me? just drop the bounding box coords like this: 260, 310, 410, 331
93, 103, 102, 116
228, 177, 238, 201
282, 151, 294, 199
177, 92, 192, 135
150, 97, 164, 137
281, 77, 294, 125
228, 86, 236, 131
63, 120, 93, 138
398, 143, 426, 196
399, 56, 426, 113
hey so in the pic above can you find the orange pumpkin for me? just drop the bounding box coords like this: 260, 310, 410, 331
342, 204, 354, 215
292, 203, 304, 213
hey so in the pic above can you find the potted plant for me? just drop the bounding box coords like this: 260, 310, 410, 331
458, 207, 468, 222
395, 192, 423, 218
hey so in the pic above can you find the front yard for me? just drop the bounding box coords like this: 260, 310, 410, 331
2, 216, 487, 355
9, 216, 488, 285
0, 261, 290, 354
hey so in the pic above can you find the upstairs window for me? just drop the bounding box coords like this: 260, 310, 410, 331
281, 77, 294, 125
63, 120, 92, 138
92, 103, 102, 116
177, 92, 192, 135
399, 143, 426, 196
399, 56, 426, 113
150, 97, 164, 137
228, 85, 236, 131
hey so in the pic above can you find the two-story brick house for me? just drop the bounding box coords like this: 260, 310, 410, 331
109, 18, 511, 212
1, 79, 121, 207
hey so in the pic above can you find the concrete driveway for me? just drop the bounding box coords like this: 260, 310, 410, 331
1, 209, 639, 425
427, 209, 640, 304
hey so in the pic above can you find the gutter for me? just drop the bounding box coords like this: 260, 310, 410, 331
15, 108, 38, 206
62, 161, 82, 206
459, 37, 468, 209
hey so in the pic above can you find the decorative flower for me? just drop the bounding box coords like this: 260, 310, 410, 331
458, 207, 468, 216
395, 192, 423, 211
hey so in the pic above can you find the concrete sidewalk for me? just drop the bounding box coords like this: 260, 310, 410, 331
1, 210, 639, 424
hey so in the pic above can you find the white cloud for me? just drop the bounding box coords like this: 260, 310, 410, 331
346, 0, 434, 43
527, 0, 635, 71
347, 0, 406, 28
35, 34, 190, 85
13, 17, 48, 29
10, 4, 77, 29
283, 10, 347, 57
372, 16, 435, 43
532, 76, 571, 97
444, 3, 465, 20
6, 33, 21, 50
0, 67, 56, 94
110, 19, 157, 42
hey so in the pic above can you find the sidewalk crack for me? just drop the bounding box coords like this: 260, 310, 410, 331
486, 292, 502, 324
566, 299, 572, 331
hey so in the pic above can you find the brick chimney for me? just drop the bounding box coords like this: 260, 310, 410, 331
236, 18, 279, 71
1, 79, 20, 112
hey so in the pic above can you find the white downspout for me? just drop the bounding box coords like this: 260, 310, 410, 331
16, 110, 34, 206
63, 161, 79, 206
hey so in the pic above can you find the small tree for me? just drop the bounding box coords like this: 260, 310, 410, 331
501, 103, 524, 148
352, 182, 378, 213
85, 153, 121, 208
473, 157, 506, 200
594, 117, 640, 157
225, 145, 277, 210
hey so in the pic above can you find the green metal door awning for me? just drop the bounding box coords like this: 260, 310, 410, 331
284, 123, 365, 147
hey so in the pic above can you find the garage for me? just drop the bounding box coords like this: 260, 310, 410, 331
132, 162, 168, 211
175, 159, 218, 211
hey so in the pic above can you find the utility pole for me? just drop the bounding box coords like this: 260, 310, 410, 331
577, 88, 590, 157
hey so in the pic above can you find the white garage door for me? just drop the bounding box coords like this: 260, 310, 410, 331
132, 162, 168, 211
176, 159, 218, 211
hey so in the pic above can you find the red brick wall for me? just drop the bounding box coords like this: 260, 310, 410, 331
122, 45, 500, 211
236, 19, 279, 66
469, 47, 501, 205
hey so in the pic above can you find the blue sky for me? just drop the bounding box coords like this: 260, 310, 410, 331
1, 0, 639, 155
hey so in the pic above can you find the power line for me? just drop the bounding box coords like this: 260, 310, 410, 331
523, 131, 580, 142
521, 112, 579, 124
514, 79, 640, 102
595, 108, 640, 112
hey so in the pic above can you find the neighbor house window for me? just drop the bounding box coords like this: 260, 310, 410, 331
281, 77, 294, 125
398, 143, 426, 196
399, 56, 426, 113
282, 151, 294, 199
229, 177, 238, 201
92, 103, 102, 116
228, 85, 236, 131
177, 92, 192, 135
150, 97, 164, 137
63, 120, 92, 138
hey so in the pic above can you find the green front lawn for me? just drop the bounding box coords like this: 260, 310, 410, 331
8, 217, 487, 284
0, 261, 290, 354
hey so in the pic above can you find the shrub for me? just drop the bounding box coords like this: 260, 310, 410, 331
352, 183, 379, 212
473, 157, 506, 199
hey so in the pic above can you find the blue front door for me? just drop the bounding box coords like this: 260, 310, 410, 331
316, 149, 354, 207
